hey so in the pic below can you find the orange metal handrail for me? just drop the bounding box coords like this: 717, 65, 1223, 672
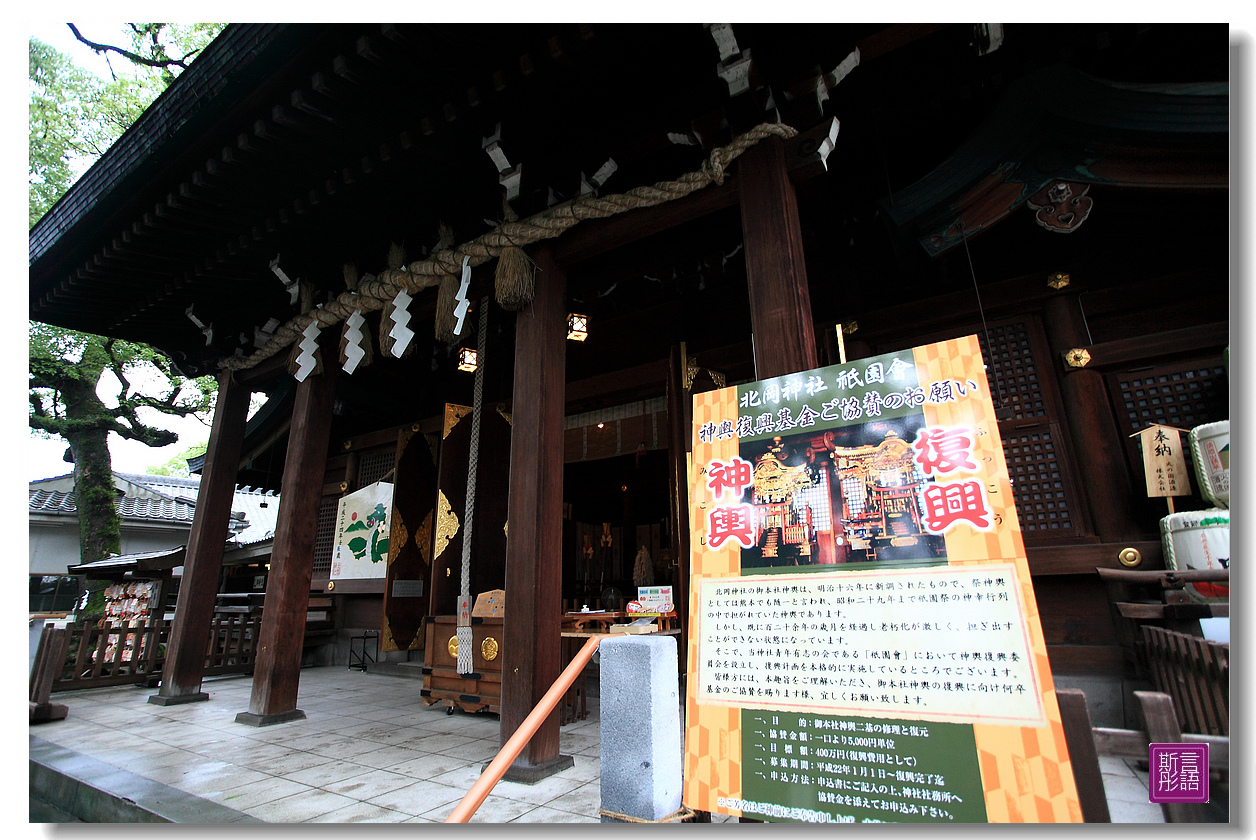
445, 635, 601, 823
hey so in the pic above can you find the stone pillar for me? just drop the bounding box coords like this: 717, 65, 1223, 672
599, 636, 683, 822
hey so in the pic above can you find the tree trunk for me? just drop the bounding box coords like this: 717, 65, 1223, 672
65, 425, 121, 563
54, 366, 123, 564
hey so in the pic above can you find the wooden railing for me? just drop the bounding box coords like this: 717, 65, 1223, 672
45, 616, 264, 691
1059, 688, 1227, 823
39, 590, 340, 692
1142, 625, 1228, 736
55, 619, 170, 689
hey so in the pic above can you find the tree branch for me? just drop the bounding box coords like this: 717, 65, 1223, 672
66, 23, 198, 72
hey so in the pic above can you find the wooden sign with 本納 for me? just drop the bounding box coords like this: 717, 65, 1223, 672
1132, 424, 1192, 512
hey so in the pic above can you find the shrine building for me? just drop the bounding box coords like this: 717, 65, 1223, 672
29, 23, 1229, 779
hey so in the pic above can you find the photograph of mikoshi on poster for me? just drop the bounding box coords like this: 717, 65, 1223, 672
682, 335, 1083, 824
331, 480, 394, 580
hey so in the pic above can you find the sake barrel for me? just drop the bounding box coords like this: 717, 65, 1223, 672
1160, 509, 1229, 603
1189, 420, 1229, 509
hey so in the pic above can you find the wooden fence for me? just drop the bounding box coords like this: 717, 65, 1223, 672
47, 616, 263, 691
1142, 625, 1229, 736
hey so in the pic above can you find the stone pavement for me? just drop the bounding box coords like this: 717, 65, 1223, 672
28, 665, 1182, 824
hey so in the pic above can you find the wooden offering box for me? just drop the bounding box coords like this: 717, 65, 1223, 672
421, 615, 503, 714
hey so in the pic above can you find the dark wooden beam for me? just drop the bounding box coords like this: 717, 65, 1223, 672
237, 347, 340, 725
855, 24, 952, 63
1028, 540, 1164, 575
1042, 294, 1143, 542
1076, 322, 1228, 370
564, 360, 668, 406
554, 121, 835, 267
841, 272, 1060, 346
500, 243, 570, 780
149, 370, 252, 706
739, 134, 819, 379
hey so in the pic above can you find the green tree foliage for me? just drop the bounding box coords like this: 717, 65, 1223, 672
29, 24, 224, 563
29, 325, 217, 561
30, 24, 223, 226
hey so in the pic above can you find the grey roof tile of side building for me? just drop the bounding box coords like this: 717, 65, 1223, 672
29, 473, 280, 537
28, 488, 199, 525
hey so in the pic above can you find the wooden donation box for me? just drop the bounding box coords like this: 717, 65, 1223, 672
421, 589, 506, 714
421, 615, 503, 714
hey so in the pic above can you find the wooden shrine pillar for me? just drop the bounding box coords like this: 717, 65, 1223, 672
499, 243, 570, 781
236, 350, 340, 726
1042, 293, 1141, 541
149, 370, 251, 706
665, 345, 692, 675
739, 135, 819, 380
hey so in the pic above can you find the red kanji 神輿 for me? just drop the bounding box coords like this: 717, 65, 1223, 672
708, 505, 756, 549
706, 456, 754, 501
921, 480, 992, 533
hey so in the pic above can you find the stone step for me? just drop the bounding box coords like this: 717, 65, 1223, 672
29, 735, 262, 824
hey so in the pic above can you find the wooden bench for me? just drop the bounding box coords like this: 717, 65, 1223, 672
1058, 688, 1227, 822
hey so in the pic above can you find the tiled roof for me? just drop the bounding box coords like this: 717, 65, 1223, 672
29, 489, 198, 525
29, 473, 281, 541
27, 489, 77, 516
227, 486, 280, 547
115, 472, 202, 503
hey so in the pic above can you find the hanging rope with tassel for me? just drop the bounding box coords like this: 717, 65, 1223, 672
456, 297, 490, 675
494, 203, 535, 311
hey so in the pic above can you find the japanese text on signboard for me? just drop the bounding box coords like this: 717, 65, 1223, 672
695, 565, 1045, 727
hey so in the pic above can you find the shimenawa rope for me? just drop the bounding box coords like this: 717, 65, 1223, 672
598, 805, 696, 823
219, 122, 797, 372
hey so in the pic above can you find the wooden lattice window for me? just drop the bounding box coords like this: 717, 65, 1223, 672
1109, 357, 1228, 483
1110, 359, 1228, 437
885, 315, 1091, 542
311, 495, 340, 577
1002, 424, 1076, 533
357, 448, 396, 487
975, 320, 1050, 420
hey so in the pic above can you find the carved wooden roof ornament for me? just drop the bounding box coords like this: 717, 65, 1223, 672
1027, 181, 1094, 234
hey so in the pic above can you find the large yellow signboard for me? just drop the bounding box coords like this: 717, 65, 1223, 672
682, 336, 1082, 823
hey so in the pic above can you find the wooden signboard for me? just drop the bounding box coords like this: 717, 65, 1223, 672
682, 335, 1082, 823
1134, 424, 1192, 499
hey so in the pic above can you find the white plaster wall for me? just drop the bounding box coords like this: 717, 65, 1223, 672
29, 517, 191, 575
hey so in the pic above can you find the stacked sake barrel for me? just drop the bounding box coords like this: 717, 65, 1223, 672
1161, 420, 1229, 604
